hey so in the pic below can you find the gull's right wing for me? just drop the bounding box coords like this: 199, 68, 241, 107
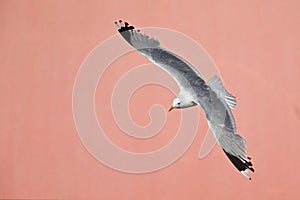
195, 77, 254, 179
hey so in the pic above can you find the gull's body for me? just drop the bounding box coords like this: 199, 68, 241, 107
115, 20, 254, 179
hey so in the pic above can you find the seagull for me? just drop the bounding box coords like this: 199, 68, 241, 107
114, 20, 254, 179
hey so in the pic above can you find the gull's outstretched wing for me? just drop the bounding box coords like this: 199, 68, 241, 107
115, 20, 254, 179
115, 20, 204, 92
196, 76, 254, 179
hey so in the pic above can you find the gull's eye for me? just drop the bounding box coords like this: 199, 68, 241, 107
177, 102, 180, 106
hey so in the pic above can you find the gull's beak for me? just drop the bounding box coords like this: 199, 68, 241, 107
168, 106, 175, 112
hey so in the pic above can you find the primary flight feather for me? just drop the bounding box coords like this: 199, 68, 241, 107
115, 20, 254, 179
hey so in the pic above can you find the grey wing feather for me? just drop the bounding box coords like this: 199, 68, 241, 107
197, 89, 240, 154
115, 20, 204, 91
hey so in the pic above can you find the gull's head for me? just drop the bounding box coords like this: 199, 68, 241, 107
168, 97, 182, 112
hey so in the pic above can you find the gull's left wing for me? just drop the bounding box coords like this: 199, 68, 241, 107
115, 20, 205, 91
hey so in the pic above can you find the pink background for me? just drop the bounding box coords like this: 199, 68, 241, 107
1, 0, 300, 199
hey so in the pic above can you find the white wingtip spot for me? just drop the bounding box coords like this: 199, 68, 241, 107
114, 22, 120, 29
241, 169, 251, 180
119, 20, 125, 27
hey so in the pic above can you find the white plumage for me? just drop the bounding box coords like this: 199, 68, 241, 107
115, 20, 254, 179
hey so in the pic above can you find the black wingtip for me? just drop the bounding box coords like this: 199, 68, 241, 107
223, 149, 255, 173
115, 19, 134, 33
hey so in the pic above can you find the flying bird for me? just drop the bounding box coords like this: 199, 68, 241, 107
114, 20, 254, 179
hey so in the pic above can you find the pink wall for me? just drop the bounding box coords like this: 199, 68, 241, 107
1, 0, 300, 199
